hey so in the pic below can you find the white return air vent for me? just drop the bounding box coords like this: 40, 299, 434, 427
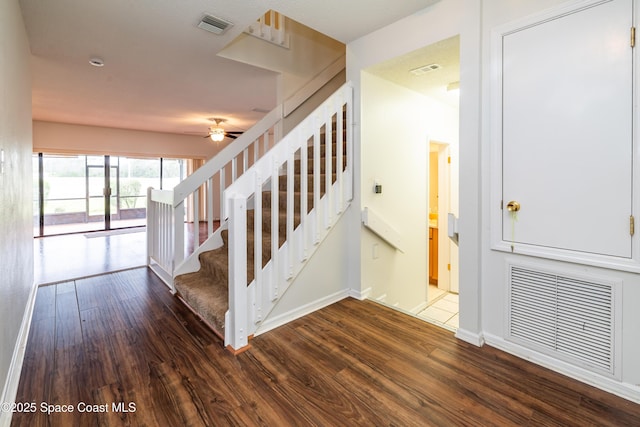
507, 264, 620, 377
198, 14, 233, 35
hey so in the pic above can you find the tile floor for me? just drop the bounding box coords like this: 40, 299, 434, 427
418, 285, 459, 329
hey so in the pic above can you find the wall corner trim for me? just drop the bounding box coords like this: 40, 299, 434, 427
455, 328, 485, 347
348, 286, 372, 301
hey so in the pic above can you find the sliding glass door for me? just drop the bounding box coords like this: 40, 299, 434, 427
34, 154, 184, 236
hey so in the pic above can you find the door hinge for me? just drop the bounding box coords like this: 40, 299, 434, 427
631, 215, 635, 236
500, 200, 503, 210
447, 156, 451, 164
447, 263, 451, 271
631, 27, 636, 48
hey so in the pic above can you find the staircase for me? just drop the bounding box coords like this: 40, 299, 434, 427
173, 130, 342, 343
147, 83, 353, 353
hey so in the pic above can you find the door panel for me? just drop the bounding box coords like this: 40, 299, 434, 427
502, 0, 633, 258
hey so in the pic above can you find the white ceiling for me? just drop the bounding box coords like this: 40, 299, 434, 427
366, 35, 460, 108
19, 0, 440, 137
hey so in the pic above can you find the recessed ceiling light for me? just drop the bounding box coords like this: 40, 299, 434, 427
89, 57, 105, 67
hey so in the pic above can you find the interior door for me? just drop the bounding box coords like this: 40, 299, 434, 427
501, 0, 633, 258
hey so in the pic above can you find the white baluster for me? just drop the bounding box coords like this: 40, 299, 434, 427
271, 157, 279, 300
254, 171, 263, 323
324, 104, 332, 229
219, 169, 226, 220
299, 130, 308, 261
313, 116, 321, 244
228, 194, 248, 351
207, 177, 214, 237
286, 142, 294, 279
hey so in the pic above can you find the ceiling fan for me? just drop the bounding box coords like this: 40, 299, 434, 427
205, 118, 243, 142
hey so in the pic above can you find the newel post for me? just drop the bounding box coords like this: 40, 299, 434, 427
227, 193, 250, 353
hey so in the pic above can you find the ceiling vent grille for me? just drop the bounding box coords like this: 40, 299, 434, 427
507, 264, 619, 377
409, 63, 441, 76
198, 14, 233, 35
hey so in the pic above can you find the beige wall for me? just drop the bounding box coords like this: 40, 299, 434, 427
359, 72, 458, 313
33, 120, 224, 159
0, 0, 35, 418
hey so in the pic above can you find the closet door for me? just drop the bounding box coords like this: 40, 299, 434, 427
501, 0, 633, 258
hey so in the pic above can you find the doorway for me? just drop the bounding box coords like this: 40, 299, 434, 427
360, 34, 461, 329
419, 141, 459, 329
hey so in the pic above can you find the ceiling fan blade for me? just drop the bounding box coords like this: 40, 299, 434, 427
226, 131, 243, 135
225, 133, 238, 139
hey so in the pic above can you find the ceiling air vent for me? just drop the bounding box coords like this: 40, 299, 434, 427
409, 63, 441, 76
198, 14, 233, 35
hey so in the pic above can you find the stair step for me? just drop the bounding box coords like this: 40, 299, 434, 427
295, 156, 346, 174
174, 273, 227, 337
278, 173, 336, 193
307, 141, 347, 159
261, 190, 315, 212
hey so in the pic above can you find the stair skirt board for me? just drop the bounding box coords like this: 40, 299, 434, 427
177, 291, 255, 355
175, 293, 226, 343
506, 262, 621, 379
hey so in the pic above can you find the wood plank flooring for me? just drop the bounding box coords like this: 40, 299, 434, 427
12, 267, 640, 426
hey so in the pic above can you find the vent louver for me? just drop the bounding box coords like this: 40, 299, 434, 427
409, 63, 441, 76
198, 14, 233, 35
508, 265, 618, 376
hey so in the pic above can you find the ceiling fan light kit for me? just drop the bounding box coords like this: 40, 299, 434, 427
202, 117, 243, 143
210, 126, 225, 142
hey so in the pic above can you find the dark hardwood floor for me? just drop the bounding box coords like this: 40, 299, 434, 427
12, 267, 640, 426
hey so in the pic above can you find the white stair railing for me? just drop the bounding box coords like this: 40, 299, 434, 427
245, 10, 290, 48
223, 83, 353, 351
147, 107, 283, 291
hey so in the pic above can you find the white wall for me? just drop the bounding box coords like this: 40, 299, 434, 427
360, 72, 458, 312
33, 120, 221, 159
347, 0, 640, 402
0, 0, 35, 421
480, 0, 640, 401
257, 213, 352, 333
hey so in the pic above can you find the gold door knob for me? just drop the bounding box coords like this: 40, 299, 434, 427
506, 201, 520, 212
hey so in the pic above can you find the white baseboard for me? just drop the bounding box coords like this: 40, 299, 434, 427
455, 328, 485, 347
483, 333, 640, 404
255, 289, 349, 336
348, 286, 371, 301
0, 281, 38, 427
409, 301, 428, 314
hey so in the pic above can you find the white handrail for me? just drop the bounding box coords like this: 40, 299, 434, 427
223, 82, 353, 351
